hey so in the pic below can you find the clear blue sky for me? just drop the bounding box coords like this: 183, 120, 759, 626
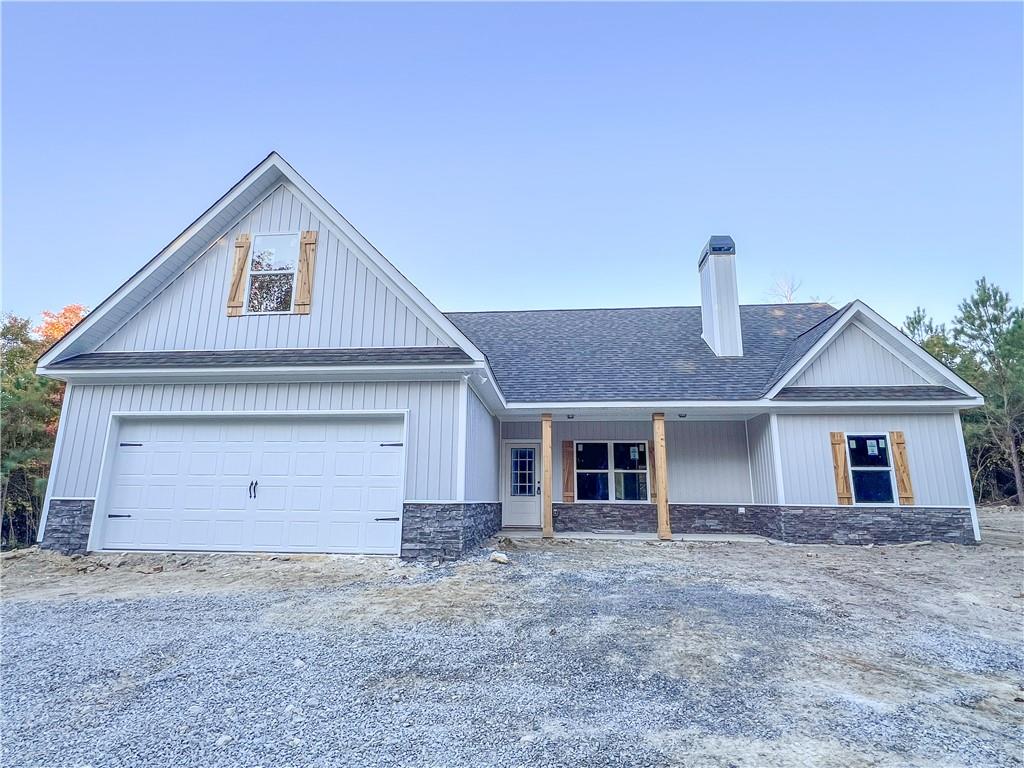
3, 2, 1022, 328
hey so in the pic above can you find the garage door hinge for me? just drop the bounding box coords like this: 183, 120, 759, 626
379, 442, 403, 447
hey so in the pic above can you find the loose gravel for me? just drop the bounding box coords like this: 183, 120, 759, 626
2, 509, 1022, 767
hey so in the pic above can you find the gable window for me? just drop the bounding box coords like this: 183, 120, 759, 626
846, 434, 895, 504
246, 233, 299, 313
575, 441, 649, 502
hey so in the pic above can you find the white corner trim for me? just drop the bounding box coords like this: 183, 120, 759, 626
456, 377, 469, 502
768, 413, 787, 504
953, 410, 981, 542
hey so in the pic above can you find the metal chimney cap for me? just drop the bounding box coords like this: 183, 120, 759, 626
699, 235, 736, 266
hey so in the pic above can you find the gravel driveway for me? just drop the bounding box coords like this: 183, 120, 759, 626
2, 509, 1022, 768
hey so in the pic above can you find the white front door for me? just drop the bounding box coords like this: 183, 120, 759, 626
95, 415, 405, 555
501, 442, 541, 527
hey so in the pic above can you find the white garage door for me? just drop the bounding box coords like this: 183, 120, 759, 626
96, 415, 405, 554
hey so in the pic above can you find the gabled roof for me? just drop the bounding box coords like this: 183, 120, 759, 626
447, 303, 839, 402
37, 152, 486, 368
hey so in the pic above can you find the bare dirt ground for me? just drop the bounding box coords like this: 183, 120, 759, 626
2, 508, 1022, 768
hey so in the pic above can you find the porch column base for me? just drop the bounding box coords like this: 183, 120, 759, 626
652, 412, 672, 539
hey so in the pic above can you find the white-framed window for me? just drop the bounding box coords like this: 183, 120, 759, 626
246, 233, 300, 313
574, 441, 649, 502
846, 433, 896, 505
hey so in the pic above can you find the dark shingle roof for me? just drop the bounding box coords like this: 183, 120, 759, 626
47, 347, 473, 369
447, 303, 839, 402
775, 385, 966, 401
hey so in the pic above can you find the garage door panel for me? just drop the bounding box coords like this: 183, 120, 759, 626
188, 452, 219, 476
255, 485, 288, 511
369, 452, 401, 477
98, 415, 405, 555
138, 518, 172, 546
292, 486, 322, 510
144, 485, 176, 509
260, 452, 291, 476
222, 453, 252, 476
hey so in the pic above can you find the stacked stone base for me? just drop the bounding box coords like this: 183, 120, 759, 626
400, 502, 502, 560
39, 499, 94, 554
553, 502, 977, 545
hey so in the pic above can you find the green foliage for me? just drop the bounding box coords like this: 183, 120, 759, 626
1, 315, 64, 547
906, 279, 1024, 503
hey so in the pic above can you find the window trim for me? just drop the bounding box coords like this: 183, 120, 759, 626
573, 440, 650, 504
844, 432, 898, 507
243, 231, 299, 315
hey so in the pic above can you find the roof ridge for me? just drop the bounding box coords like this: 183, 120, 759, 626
446, 301, 836, 316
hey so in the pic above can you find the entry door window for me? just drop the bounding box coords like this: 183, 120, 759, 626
510, 448, 536, 496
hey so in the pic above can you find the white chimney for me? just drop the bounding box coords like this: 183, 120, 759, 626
698, 235, 743, 357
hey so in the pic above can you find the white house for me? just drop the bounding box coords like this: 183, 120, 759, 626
36, 153, 984, 559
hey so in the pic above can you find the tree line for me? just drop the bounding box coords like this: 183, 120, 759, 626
1, 282, 1020, 549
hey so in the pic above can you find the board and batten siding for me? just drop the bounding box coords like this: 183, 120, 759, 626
501, 420, 753, 503
775, 413, 970, 507
98, 183, 447, 352
790, 323, 931, 387
746, 414, 777, 504
50, 381, 461, 501
464, 387, 499, 502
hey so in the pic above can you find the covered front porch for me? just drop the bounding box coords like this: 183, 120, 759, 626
499, 409, 776, 540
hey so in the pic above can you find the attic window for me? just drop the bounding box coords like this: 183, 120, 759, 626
246, 233, 299, 313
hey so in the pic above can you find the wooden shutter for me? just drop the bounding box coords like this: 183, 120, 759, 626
294, 230, 318, 315
648, 439, 658, 504
561, 441, 575, 502
226, 234, 251, 317
830, 432, 853, 505
890, 431, 915, 505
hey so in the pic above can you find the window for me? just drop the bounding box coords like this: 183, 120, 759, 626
246, 233, 299, 313
510, 448, 536, 497
575, 441, 648, 502
846, 434, 895, 504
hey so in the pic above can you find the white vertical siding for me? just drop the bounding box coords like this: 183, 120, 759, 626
791, 323, 930, 387
501, 422, 541, 440
665, 421, 752, 503
98, 183, 447, 352
746, 414, 778, 503
775, 413, 969, 506
51, 381, 461, 500
464, 388, 499, 501
505, 420, 752, 503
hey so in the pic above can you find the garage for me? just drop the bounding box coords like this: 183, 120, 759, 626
93, 414, 406, 554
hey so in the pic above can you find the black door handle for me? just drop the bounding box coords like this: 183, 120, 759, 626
374, 517, 400, 522
107, 514, 132, 519
248, 481, 254, 498
253, 480, 258, 499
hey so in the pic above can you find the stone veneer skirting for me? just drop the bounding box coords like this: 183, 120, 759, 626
401, 502, 502, 560
40, 499, 95, 554
552, 502, 977, 545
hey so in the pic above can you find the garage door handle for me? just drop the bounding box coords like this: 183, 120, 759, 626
253, 480, 258, 499
374, 517, 400, 522
107, 514, 132, 519
379, 442, 403, 447
119, 442, 142, 447
248, 480, 254, 499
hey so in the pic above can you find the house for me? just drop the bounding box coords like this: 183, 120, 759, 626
36, 153, 983, 559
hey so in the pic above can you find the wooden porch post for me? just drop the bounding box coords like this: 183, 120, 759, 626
652, 412, 672, 540
541, 413, 554, 538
